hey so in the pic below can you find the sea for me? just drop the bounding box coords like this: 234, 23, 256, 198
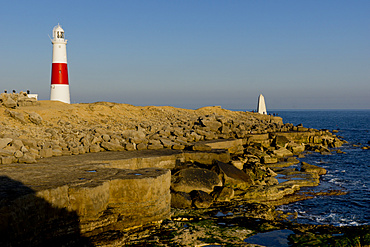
268, 109, 370, 226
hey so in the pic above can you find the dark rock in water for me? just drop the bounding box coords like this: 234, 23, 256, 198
171, 191, 192, 209
300, 162, 327, 175
171, 168, 222, 193
212, 161, 253, 190
190, 190, 213, 208
211, 186, 235, 202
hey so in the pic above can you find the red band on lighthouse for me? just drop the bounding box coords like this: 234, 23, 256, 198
51, 63, 69, 85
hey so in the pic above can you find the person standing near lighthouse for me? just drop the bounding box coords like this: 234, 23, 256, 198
50, 24, 70, 104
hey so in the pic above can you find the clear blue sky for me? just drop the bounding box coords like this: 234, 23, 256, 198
1, 0, 369, 109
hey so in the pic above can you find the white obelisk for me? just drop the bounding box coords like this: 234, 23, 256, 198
257, 94, 267, 114
50, 24, 70, 104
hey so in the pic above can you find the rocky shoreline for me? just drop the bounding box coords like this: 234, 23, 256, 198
1, 95, 369, 246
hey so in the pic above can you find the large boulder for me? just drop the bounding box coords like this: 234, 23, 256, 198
171, 168, 222, 193
212, 161, 254, 190
190, 190, 213, 208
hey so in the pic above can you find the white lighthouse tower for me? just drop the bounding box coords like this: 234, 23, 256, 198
50, 24, 70, 104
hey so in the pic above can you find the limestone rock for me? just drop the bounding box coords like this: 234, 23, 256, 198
190, 190, 213, 208
52, 149, 63, 157
171, 168, 222, 193
0, 166, 171, 245
101, 134, 110, 142
171, 191, 192, 209
0, 138, 13, 149
273, 135, 290, 147
211, 186, 235, 202
203, 139, 244, 154
273, 147, 293, 158
100, 141, 125, 151
300, 162, 327, 175
28, 112, 43, 125
172, 143, 185, 150
89, 144, 101, 153
243, 203, 276, 220
147, 143, 163, 150
212, 161, 254, 190
8, 111, 27, 124
14, 150, 23, 158
125, 143, 136, 151
199, 118, 222, 132
121, 130, 146, 143
18, 154, 37, 164
40, 148, 53, 158
262, 156, 278, 164
191, 143, 212, 151
1, 156, 16, 164
231, 160, 244, 170
287, 142, 305, 153
160, 138, 177, 148
12, 140, 24, 150
182, 150, 231, 165
136, 143, 147, 150
245, 155, 260, 164
3, 97, 17, 108
245, 146, 265, 158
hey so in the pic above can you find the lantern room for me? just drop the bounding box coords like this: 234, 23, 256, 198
52, 24, 67, 43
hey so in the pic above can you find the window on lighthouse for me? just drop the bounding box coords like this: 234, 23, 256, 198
57, 31, 64, 39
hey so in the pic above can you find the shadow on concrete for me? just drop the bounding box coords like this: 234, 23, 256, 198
0, 176, 94, 246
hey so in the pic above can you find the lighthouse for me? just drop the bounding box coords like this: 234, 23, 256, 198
50, 24, 70, 104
